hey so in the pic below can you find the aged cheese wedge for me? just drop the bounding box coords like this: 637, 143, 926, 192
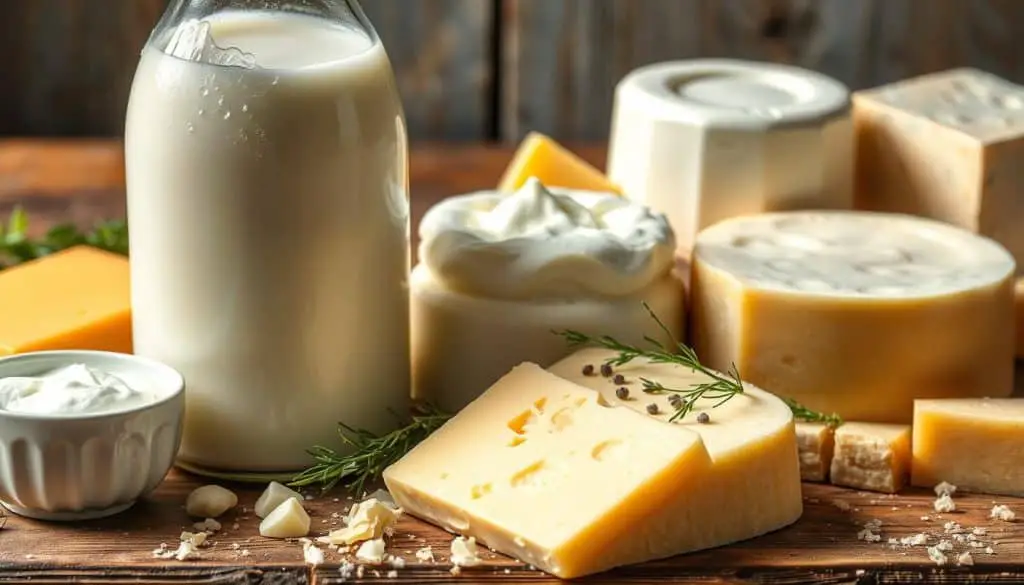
691, 211, 1015, 423
912, 399, 1024, 497
0, 246, 132, 355
855, 69, 1024, 273
830, 423, 911, 494
385, 352, 802, 579
796, 422, 835, 482
497, 132, 622, 194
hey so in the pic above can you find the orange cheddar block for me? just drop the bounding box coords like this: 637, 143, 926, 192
498, 132, 623, 194
0, 246, 132, 355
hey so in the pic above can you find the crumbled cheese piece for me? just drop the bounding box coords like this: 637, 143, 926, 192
318, 497, 402, 545
943, 521, 963, 534
926, 546, 948, 566
936, 539, 954, 551
172, 533, 206, 562
180, 531, 208, 548
450, 565, 462, 576
920, 515, 931, 521
831, 499, 852, 511
240, 549, 250, 557
415, 546, 435, 562
255, 481, 305, 518
259, 498, 311, 538
933, 494, 956, 513
388, 556, 406, 569
451, 536, 482, 567
339, 561, 356, 580
230, 543, 240, 550
991, 504, 1016, 522
973, 527, 988, 536
300, 538, 325, 566
185, 485, 238, 518
899, 533, 929, 546
387, 570, 398, 578
193, 518, 222, 533
355, 538, 387, 564
985, 546, 995, 555
956, 551, 974, 566
934, 481, 957, 497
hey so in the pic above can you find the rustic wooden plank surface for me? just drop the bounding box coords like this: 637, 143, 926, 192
499, 0, 1024, 141
0, 0, 493, 140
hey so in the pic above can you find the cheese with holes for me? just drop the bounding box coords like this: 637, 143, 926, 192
0, 246, 132, 355
498, 132, 621, 194
829, 422, 911, 494
385, 351, 802, 579
855, 69, 1024, 273
796, 422, 835, 482
911, 399, 1024, 497
691, 211, 1015, 423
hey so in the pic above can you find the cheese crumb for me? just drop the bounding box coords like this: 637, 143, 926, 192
339, 561, 355, 580
450, 565, 462, 576
956, 551, 974, 566
193, 518, 222, 533
935, 539, 954, 552
933, 494, 956, 513
300, 538, 325, 566
415, 546, 435, 562
386, 570, 398, 578
388, 556, 406, 569
933, 481, 957, 497
985, 546, 995, 555
926, 546, 947, 566
451, 536, 482, 567
255, 481, 304, 518
899, 533, 929, 546
991, 504, 1016, 522
318, 497, 402, 546
831, 499, 852, 511
355, 538, 387, 564
185, 485, 238, 518
972, 527, 988, 536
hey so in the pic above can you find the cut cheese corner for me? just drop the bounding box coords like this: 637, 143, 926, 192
386, 353, 802, 578
795, 422, 835, 482
830, 422, 911, 494
497, 132, 622, 195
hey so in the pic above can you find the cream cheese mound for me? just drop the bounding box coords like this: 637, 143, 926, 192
0, 364, 150, 416
419, 178, 675, 299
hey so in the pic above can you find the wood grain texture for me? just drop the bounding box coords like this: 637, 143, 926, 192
500, 0, 1024, 141
0, 0, 493, 140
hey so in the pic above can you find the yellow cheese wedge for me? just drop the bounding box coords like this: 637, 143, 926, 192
0, 246, 132, 355
912, 399, 1024, 497
497, 132, 622, 194
796, 422, 835, 482
385, 350, 802, 578
829, 422, 911, 494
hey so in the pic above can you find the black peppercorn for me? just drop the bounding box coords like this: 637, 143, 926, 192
697, 412, 711, 424
646, 403, 659, 415
612, 374, 626, 385
600, 363, 614, 377
615, 387, 630, 400
582, 364, 595, 376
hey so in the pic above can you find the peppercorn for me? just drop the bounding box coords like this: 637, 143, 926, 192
612, 374, 626, 385
615, 387, 630, 400
697, 412, 711, 424
600, 363, 614, 377
582, 364, 595, 376
646, 403, 659, 415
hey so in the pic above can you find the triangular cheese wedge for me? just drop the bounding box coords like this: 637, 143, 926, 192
384, 351, 802, 578
497, 132, 623, 194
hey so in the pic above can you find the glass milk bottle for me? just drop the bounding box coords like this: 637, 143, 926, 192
125, 0, 410, 478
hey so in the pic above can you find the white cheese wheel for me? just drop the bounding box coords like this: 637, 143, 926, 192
691, 211, 1016, 423
608, 59, 853, 258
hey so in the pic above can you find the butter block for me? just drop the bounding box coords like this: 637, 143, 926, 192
796, 422, 835, 482
498, 132, 621, 194
855, 68, 1024, 273
691, 211, 1015, 423
386, 351, 802, 579
830, 422, 911, 494
0, 246, 132, 355
608, 59, 852, 258
912, 399, 1024, 497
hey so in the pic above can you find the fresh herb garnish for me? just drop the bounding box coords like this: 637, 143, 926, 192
784, 398, 843, 427
289, 403, 451, 494
0, 206, 128, 269
557, 302, 745, 423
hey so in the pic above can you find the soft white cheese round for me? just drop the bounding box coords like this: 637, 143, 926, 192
419, 178, 675, 299
691, 211, 1016, 423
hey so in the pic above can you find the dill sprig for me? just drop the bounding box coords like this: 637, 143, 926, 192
557, 302, 745, 423
289, 404, 451, 494
784, 398, 843, 427
0, 206, 128, 269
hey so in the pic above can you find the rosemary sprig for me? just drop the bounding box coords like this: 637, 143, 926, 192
289, 404, 451, 494
558, 302, 745, 423
0, 206, 129, 269
784, 398, 843, 427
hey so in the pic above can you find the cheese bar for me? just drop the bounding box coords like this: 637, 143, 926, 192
830, 423, 911, 494
0, 246, 132, 355
497, 132, 621, 194
855, 68, 1024, 273
385, 350, 802, 579
796, 422, 835, 482
691, 211, 1015, 423
912, 399, 1024, 497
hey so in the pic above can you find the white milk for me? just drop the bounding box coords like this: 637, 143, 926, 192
125, 10, 410, 474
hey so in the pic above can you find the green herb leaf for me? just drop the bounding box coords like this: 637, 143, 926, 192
784, 398, 843, 427
0, 208, 129, 268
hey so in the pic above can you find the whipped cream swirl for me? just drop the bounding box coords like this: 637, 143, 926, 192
419, 178, 676, 299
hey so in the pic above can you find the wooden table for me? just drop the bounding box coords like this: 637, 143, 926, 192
0, 140, 1022, 585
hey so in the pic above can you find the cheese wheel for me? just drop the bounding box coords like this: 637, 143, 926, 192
691, 211, 1015, 423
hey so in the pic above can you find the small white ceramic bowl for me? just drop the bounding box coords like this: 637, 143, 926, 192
0, 350, 184, 521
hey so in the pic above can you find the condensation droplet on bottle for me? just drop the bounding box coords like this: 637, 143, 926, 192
198, 108, 205, 116
218, 96, 225, 106
271, 76, 279, 86
186, 123, 195, 134
242, 104, 249, 113
200, 87, 209, 97
223, 111, 232, 120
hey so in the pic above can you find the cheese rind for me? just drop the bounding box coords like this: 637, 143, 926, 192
829, 422, 911, 494
497, 132, 622, 195
911, 399, 1024, 497
796, 422, 835, 482
386, 352, 802, 578
691, 211, 1016, 423
0, 246, 132, 355
854, 68, 1024, 274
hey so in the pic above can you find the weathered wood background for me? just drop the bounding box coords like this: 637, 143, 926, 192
3, 0, 1024, 141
